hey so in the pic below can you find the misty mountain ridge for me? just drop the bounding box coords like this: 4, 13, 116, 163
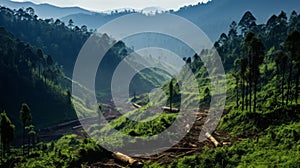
0, 0, 94, 19
3, 0, 299, 40
62, 0, 300, 40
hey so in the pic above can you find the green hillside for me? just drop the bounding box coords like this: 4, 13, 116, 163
0, 26, 76, 134
0, 6, 300, 168
144, 10, 300, 167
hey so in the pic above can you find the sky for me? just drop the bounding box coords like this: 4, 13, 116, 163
11, 0, 210, 12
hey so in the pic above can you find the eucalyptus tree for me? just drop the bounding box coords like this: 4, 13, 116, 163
286, 30, 300, 104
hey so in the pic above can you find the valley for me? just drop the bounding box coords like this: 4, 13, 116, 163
0, 0, 300, 167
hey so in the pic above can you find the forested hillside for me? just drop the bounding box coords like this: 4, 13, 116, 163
0, 6, 170, 100
0, 2, 299, 167
0, 26, 75, 134
148, 9, 300, 168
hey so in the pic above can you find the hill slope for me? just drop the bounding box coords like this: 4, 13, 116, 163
0, 0, 93, 19
0, 26, 76, 135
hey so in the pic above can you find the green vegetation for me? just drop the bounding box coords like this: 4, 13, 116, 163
0, 4, 300, 167
0, 26, 76, 134
0, 6, 171, 100
145, 10, 300, 167
0, 134, 109, 167
0, 111, 15, 158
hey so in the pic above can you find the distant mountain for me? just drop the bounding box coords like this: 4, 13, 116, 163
0, 6, 172, 101
61, 0, 300, 41
1, 0, 299, 40
0, 0, 93, 19
174, 0, 300, 40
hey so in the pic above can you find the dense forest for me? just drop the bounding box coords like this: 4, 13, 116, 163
0, 3, 299, 168
0, 26, 76, 132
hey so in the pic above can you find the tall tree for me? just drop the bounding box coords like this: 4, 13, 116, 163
288, 11, 298, 33
250, 36, 265, 112
240, 58, 248, 111
169, 79, 174, 111
243, 32, 255, 113
19, 103, 32, 155
243, 32, 264, 112
286, 30, 300, 104
238, 11, 256, 35
0, 111, 15, 158
275, 50, 288, 107
232, 72, 239, 108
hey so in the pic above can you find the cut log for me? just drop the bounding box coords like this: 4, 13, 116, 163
162, 106, 180, 112
222, 141, 232, 145
112, 152, 143, 167
132, 103, 142, 108
205, 132, 220, 147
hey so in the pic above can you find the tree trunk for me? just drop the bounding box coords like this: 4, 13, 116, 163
236, 77, 239, 108
169, 80, 173, 112
249, 54, 252, 113
246, 82, 248, 111
254, 80, 257, 113
23, 126, 25, 156
287, 62, 293, 106
241, 78, 244, 111
296, 69, 299, 104
282, 71, 285, 107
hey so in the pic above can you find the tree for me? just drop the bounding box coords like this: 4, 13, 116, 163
286, 30, 300, 104
288, 11, 298, 33
25, 7, 35, 17
233, 72, 239, 108
238, 11, 256, 35
26, 124, 36, 154
228, 21, 238, 41
0, 111, 15, 157
186, 57, 192, 64
20, 103, 32, 155
239, 57, 248, 111
169, 79, 174, 111
243, 32, 264, 113
68, 19, 74, 29
36, 48, 44, 77
250, 36, 265, 113
275, 50, 288, 107
243, 32, 254, 112
81, 25, 88, 33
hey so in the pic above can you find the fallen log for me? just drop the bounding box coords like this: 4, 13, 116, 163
205, 132, 220, 147
112, 152, 143, 167
222, 141, 232, 145
132, 103, 142, 108
162, 106, 180, 112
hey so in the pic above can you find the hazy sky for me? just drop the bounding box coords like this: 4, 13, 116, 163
11, 0, 210, 12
